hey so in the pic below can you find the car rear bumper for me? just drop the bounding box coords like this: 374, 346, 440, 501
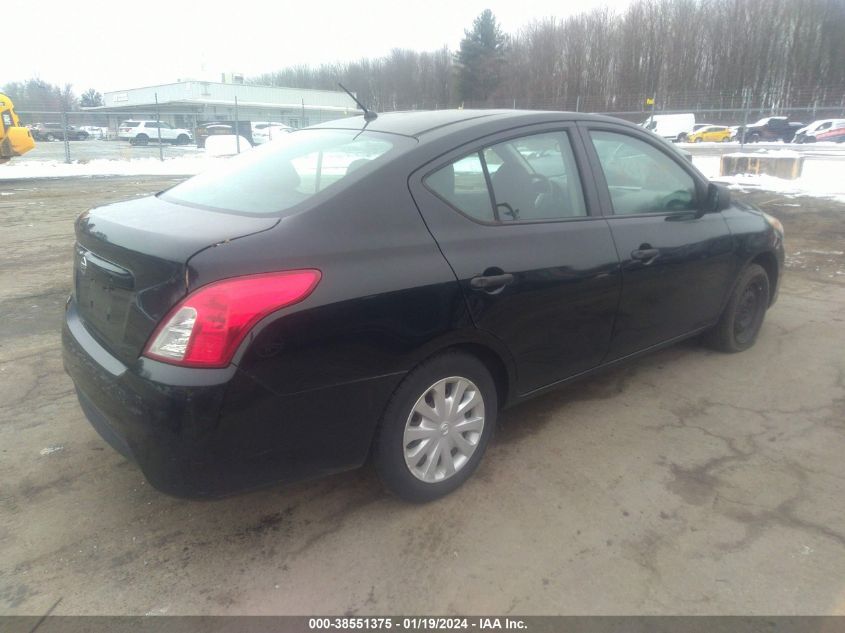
62, 298, 399, 498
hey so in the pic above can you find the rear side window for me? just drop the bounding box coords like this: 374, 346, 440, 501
163, 129, 405, 215
425, 130, 587, 223
121, 121, 140, 128
426, 153, 494, 222
590, 130, 696, 215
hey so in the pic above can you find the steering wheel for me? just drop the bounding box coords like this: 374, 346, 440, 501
529, 174, 553, 196
659, 189, 693, 211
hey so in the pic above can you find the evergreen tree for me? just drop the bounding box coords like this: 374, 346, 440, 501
454, 10, 507, 103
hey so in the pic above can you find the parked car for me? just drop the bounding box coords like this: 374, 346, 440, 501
31, 122, 89, 141
686, 125, 732, 143
814, 121, 845, 143
195, 120, 254, 148
252, 121, 292, 145
63, 110, 784, 502
735, 116, 804, 142
794, 119, 845, 143
118, 120, 193, 145
677, 123, 710, 142
641, 112, 695, 141
78, 125, 108, 140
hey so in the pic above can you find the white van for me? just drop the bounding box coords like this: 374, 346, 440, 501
641, 113, 696, 142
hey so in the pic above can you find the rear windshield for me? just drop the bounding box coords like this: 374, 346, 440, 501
162, 129, 409, 215
121, 121, 140, 127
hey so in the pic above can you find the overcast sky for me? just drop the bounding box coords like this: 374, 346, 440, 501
12, 0, 631, 93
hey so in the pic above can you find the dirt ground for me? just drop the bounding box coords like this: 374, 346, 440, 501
1, 176, 844, 616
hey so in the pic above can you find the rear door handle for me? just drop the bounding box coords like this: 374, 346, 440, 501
631, 248, 660, 261
470, 273, 514, 290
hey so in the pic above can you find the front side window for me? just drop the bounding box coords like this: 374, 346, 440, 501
424, 130, 587, 223
590, 130, 697, 215
163, 129, 404, 215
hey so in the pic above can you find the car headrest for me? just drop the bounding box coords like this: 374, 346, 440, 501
427, 163, 455, 196
346, 158, 371, 174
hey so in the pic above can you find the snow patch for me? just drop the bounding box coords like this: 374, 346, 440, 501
692, 155, 845, 204
0, 155, 222, 179
205, 135, 253, 157
40, 445, 64, 456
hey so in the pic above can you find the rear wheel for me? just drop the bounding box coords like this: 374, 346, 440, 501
706, 263, 770, 353
45, 133, 56, 141
176, 134, 189, 145
695, 137, 703, 143
722, 135, 731, 142
373, 351, 497, 503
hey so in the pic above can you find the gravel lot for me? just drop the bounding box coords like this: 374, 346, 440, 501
1, 177, 844, 615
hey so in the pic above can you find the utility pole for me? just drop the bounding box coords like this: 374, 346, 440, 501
61, 110, 70, 164
154, 93, 163, 161
234, 96, 240, 154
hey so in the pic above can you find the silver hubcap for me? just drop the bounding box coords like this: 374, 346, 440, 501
403, 376, 485, 483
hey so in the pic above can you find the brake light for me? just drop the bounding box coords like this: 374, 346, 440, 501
143, 270, 321, 368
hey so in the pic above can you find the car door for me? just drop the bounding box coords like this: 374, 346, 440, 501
579, 124, 736, 360
409, 125, 621, 395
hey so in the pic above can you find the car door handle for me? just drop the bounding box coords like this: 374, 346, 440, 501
470, 273, 515, 290
631, 248, 660, 261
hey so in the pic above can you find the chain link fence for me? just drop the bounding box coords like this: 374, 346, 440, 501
13, 103, 347, 163
14, 90, 845, 164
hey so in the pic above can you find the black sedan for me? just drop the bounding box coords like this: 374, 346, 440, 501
63, 110, 785, 502
31, 122, 89, 141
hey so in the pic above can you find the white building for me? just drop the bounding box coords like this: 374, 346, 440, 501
87, 80, 359, 130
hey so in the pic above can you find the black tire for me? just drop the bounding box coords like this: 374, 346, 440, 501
373, 351, 497, 503
695, 137, 703, 143
135, 134, 149, 146
176, 134, 189, 145
45, 133, 55, 141
749, 133, 760, 143
78, 132, 88, 141
706, 263, 770, 353
722, 135, 731, 142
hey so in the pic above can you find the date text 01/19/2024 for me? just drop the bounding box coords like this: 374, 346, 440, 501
307, 617, 528, 630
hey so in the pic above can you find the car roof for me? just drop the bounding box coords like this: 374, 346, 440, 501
312, 109, 627, 139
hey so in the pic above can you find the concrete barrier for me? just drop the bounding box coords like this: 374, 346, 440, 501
721, 152, 804, 179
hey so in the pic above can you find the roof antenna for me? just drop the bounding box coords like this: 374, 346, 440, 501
338, 83, 377, 121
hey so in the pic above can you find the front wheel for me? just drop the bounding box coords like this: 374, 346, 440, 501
373, 351, 497, 502
706, 263, 770, 353
176, 134, 189, 145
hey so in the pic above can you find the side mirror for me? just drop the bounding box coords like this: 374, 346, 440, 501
705, 182, 731, 214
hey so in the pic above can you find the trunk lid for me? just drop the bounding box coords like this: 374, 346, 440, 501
74, 194, 278, 365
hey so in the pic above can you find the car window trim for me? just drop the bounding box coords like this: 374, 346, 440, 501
417, 123, 601, 227
576, 122, 709, 219
478, 150, 502, 222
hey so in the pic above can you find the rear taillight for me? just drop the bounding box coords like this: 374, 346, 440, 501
143, 270, 321, 368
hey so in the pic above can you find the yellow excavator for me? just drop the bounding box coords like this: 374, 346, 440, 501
0, 93, 35, 163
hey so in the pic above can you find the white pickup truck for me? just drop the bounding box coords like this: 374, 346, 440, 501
119, 120, 193, 145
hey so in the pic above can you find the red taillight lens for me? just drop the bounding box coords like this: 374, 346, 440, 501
143, 270, 321, 368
